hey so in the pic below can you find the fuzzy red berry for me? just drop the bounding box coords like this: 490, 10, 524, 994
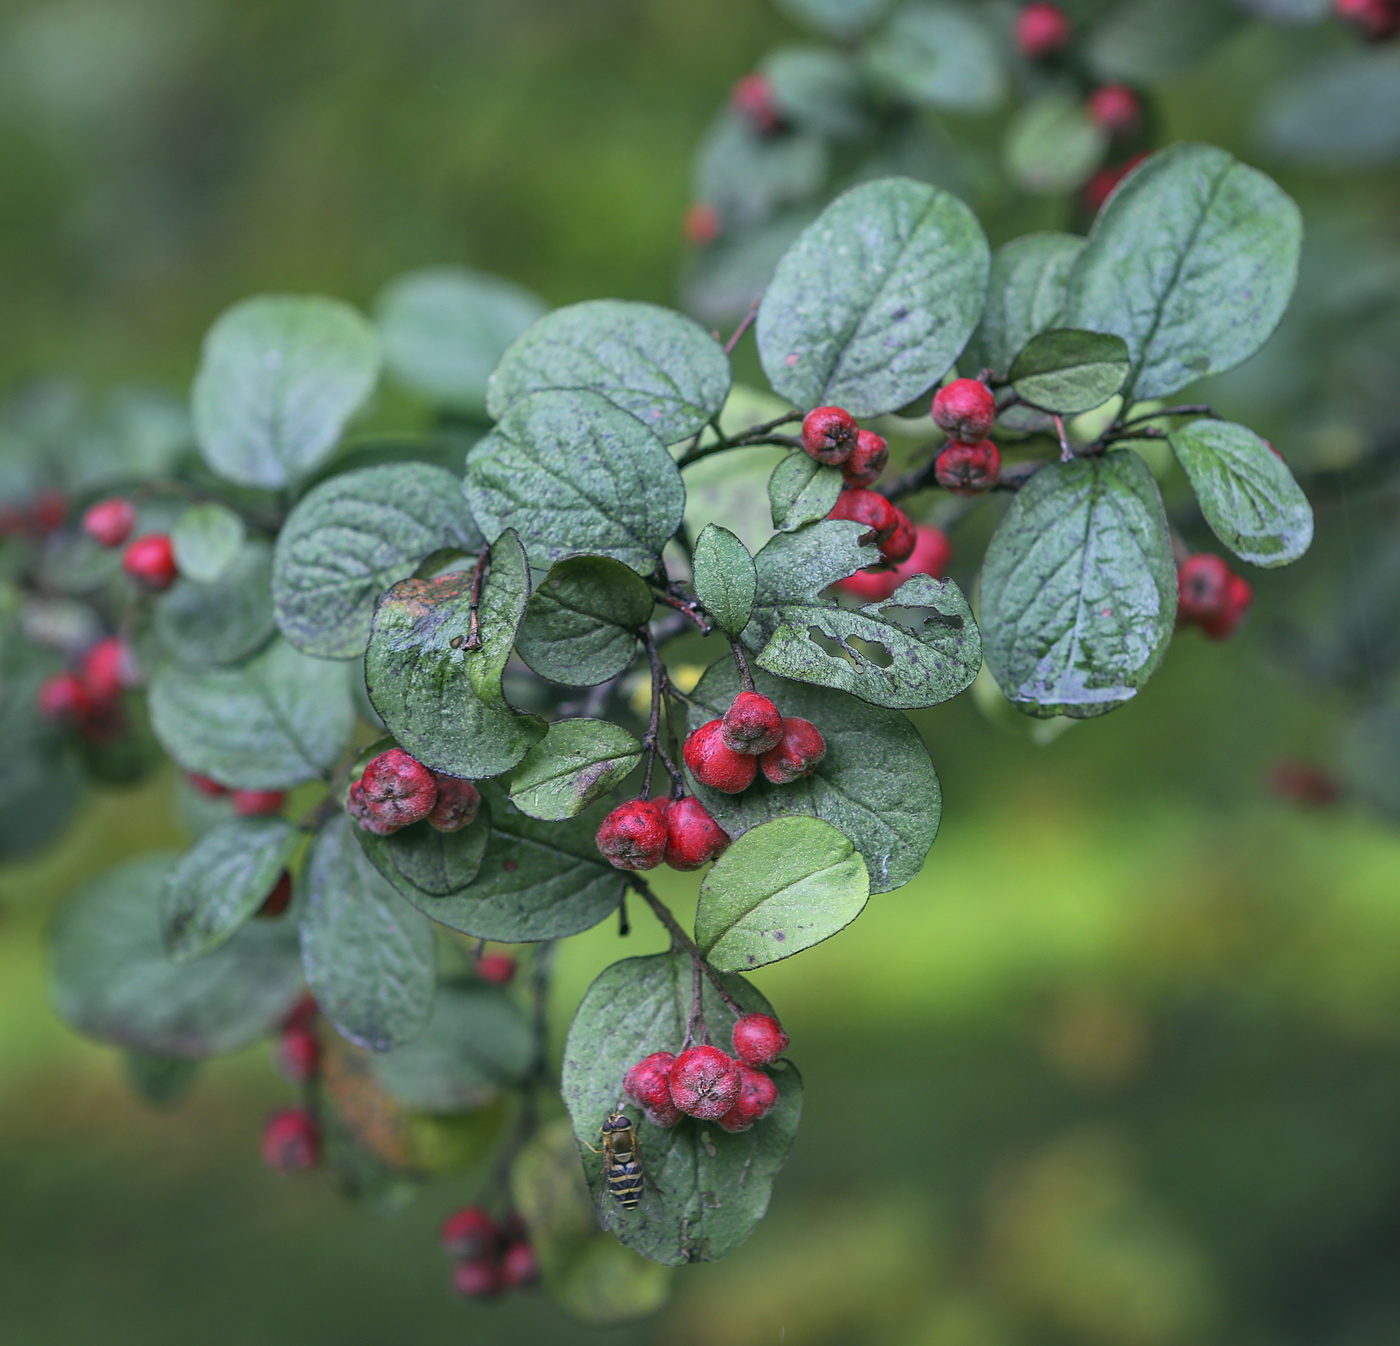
828, 488, 897, 547
122, 532, 179, 589
1015, 2, 1071, 58
932, 379, 997, 443
841, 429, 889, 488
187, 772, 228, 798
668, 1045, 742, 1120
452, 1258, 501, 1299
426, 772, 481, 832
624, 1050, 683, 1126
663, 796, 731, 872
834, 523, 953, 603
36, 671, 90, 722
717, 1064, 780, 1133
1083, 152, 1148, 213
233, 789, 286, 817
260, 1108, 320, 1174
441, 1205, 499, 1259
935, 440, 1001, 496
1201, 572, 1253, 641
257, 870, 294, 919
276, 1022, 320, 1081
595, 798, 669, 870
730, 72, 782, 135
1176, 553, 1231, 624
881, 507, 917, 565
82, 497, 136, 548
683, 719, 758, 794
1087, 84, 1142, 135
721, 691, 784, 755
476, 954, 516, 986
731, 1012, 789, 1066
684, 202, 721, 248
759, 717, 826, 785
500, 1239, 538, 1288
80, 636, 132, 703
350, 748, 438, 833
801, 407, 860, 466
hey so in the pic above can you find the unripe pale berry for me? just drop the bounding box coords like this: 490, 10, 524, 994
257, 871, 294, 919
500, 1240, 539, 1288
801, 407, 860, 466
1087, 84, 1142, 135
1201, 573, 1253, 641
477, 953, 516, 986
452, 1258, 501, 1299
1176, 553, 1231, 624
730, 72, 782, 135
624, 1050, 683, 1126
122, 533, 179, 589
668, 1045, 742, 1120
351, 748, 438, 833
663, 795, 731, 872
841, 430, 889, 488
233, 789, 286, 817
440, 1205, 499, 1260
595, 798, 669, 870
731, 1012, 789, 1066
828, 488, 897, 547
834, 523, 953, 603
684, 201, 721, 248
717, 1064, 780, 1133
260, 1108, 320, 1174
37, 671, 90, 722
882, 507, 917, 565
683, 719, 758, 794
932, 379, 997, 443
276, 1022, 320, 1081
721, 691, 784, 755
80, 636, 132, 703
187, 772, 228, 798
1015, 2, 1071, 58
934, 440, 1001, 496
427, 772, 481, 832
759, 717, 826, 785
82, 497, 136, 548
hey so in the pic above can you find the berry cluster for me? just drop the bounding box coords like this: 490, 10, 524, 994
346, 748, 481, 835
187, 772, 288, 818
595, 792, 730, 872
686, 690, 825, 793
1335, 0, 1400, 40
931, 380, 1001, 496
623, 1013, 788, 1133
439, 1206, 537, 1300
260, 996, 323, 1175
83, 496, 181, 590
36, 634, 138, 742
1177, 553, 1254, 641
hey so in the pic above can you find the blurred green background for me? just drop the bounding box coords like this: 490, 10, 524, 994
3, 1, 1400, 1343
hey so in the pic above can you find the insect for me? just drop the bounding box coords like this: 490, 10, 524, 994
588, 1110, 655, 1229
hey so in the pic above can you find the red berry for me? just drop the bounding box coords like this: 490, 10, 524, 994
232, 789, 286, 817
624, 1050, 683, 1126
276, 1022, 320, 1081
80, 636, 132, 703
82, 497, 136, 548
1269, 759, 1341, 808
31, 490, 67, 533
721, 691, 784, 755
452, 1258, 501, 1299
595, 798, 669, 870
841, 430, 888, 488
1201, 572, 1253, 641
476, 954, 516, 985
257, 870, 294, 919
1083, 152, 1149, 214
440, 1205, 499, 1260
36, 671, 91, 722
730, 72, 782, 135
349, 748, 438, 833
834, 523, 953, 603
801, 407, 860, 466
500, 1240, 538, 1289
259, 1108, 320, 1174
1335, 0, 1400, 39
934, 440, 1001, 496
828, 488, 897, 548
664, 796, 731, 872
668, 1045, 742, 1120
122, 533, 178, 589
188, 772, 228, 798
731, 1012, 789, 1066
283, 991, 318, 1030
1015, 2, 1071, 58
684, 202, 721, 248
683, 720, 758, 794
759, 717, 826, 785
717, 1064, 780, 1133
882, 507, 916, 565
1176, 553, 1231, 624
427, 772, 481, 832
1087, 84, 1142, 135
932, 379, 997, 443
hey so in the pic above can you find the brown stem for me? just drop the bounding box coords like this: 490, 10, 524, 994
625, 874, 744, 1016
641, 631, 685, 796
724, 296, 760, 355
684, 956, 706, 1049
463, 541, 492, 652
1118, 403, 1217, 429
729, 637, 755, 693
676, 411, 803, 469
1052, 415, 1074, 463
651, 585, 712, 635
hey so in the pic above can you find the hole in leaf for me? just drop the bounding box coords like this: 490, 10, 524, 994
878, 604, 964, 636
805, 626, 893, 670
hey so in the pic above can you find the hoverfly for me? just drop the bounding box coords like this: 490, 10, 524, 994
587, 1109, 658, 1230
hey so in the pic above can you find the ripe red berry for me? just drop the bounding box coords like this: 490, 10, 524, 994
721, 691, 784, 755
477, 953, 517, 986
1082, 152, 1148, 214
452, 1258, 501, 1299
1269, 759, 1341, 808
934, 440, 1001, 496
881, 507, 917, 565
730, 71, 782, 135
1201, 572, 1253, 641
80, 636, 132, 703
759, 717, 827, 785
282, 991, 318, 1030
500, 1240, 538, 1289
276, 1022, 320, 1081
624, 1050, 683, 1126
668, 1045, 742, 1120
257, 870, 294, 919
683, 719, 758, 794
1087, 84, 1142, 135
31, 490, 67, 533
932, 379, 997, 443
349, 748, 438, 833
841, 430, 889, 488
595, 797, 669, 870
233, 789, 286, 817
717, 1064, 780, 1133
36, 671, 91, 722
828, 488, 897, 548
82, 497, 136, 548
1335, 0, 1400, 39
801, 407, 860, 466
684, 202, 721, 248
440, 1205, 499, 1259
1176, 553, 1231, 624
188, 772, 229, 798
1015, 2, 1071, 58
122, 532, 179, 589
260, 1108, 320, 1174
834, 523, 953, 603
427, 772, 480, 832
663, 796, 731, 872
731, 1012, 789, 1066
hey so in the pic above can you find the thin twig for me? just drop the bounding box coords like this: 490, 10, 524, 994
641, 630, 685, 797
684, 956, 706, 1048
729, 637, 755, 693
463, 541, 492, 652
625, 874, 744, 1016
724, 297, 761, 355
675, 411, 802, 469
1118, 403, 1217, 429
1052, 416, 1074, 463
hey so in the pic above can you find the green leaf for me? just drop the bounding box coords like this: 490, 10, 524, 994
486, 300, 731, 446
170, 503, 245, 584
687, 660, 939, 894
773, 0, 891, 38
1087, 0, 1243, 83
981, 451, 1177, 718
767, 453, 843, 532
694, 112, 829, 231
757, 177, 989, 418
392, 785, 624, 942
149, 637, 355, 788
375, 266, 546, 415
153, 540, 276, 667
764, 47, 869, 140
192, 295, 380, 490
696, 817, 868, 971
561, 953, 802, 1266
0, 653, 83, 862
962, 233, 1085, 379
50, 854, 304, 1058
1004, 94, 1108, 196
1259, 49, 1400, 168
509, 720, 643, 821
745, 520, 982, 710
161, 817, 301, 962
354, 806, 491, 901
124, 1052, 201, 1110
300, 814, 436, 1053
1062, 144, 1302, 402
273, 463, 484, 660
1168, 418, 1313, 567
864, 2, 1004, 114
692, 524, 756, 638
371, 983, 534, 1112
1009, 329, 1130, 415
465, 391, 685, 575
682, 208, 816, 329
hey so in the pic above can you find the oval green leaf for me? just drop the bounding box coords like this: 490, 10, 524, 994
509, 719, 643, 821
171, 502, 245, 584
692, 524, 756, 638
153, 540, 277, 667
962, 232, 1084, 379
864, 2, 1004, 113
1009, 328, 1130, 415
768, 452, 843, 532
354, 803, 491, 900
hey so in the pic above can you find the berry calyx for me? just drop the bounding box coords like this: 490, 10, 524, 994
934, 439, 1001, 496
624, 1050, 683, 1126
759, 717, 827, 785
80, 636, 132, 703
426, 772, 481, 832
683, 719, 758, 794
232, 789, 286, 818
834, 523, 953, 603
36, 671, 91, 722
257, 871, 294, 919
1176, 553, 1231, 624
260, 1108, 320, 1174
668, 1045, 742, 1120
717, 1065, 780, 1133
122, 533, 179, 590
828, 487, 897, 548
730, 72, 782, 135
476, 954, 517, 986
452, 1258, 501, 1299
349, 748, 438, 833
500, 1240, 538, 1289
842, 430, 889, 488
801, 407, 860, 466
187, 773, 228, 798
881, 507, 917, 565
731, 1012, 789, 1066
684, 201, 721, 248
1015, 2, 1071, 58
931, 379, 997, 443
595, 798, 669, 870
663, 795, 731, 872
82, 497, 137, 548
721, 691, 784, 755
440, 1205, 499, 1260
1087, 84, 1142, 136
276, 1022, 320, 1081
